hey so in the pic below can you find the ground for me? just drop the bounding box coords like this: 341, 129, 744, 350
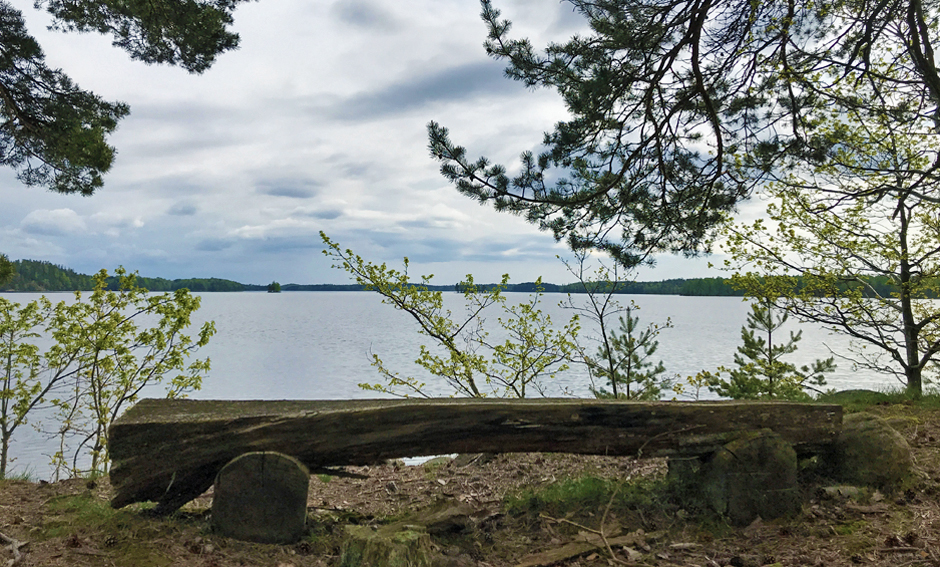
0, 402, 937, 567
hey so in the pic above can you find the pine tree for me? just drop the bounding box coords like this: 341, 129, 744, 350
0, 255, 13, 287
709, 301, 834, 400
586, 307, 671, 400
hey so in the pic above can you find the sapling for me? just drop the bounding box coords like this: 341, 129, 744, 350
708, 300, 834, 400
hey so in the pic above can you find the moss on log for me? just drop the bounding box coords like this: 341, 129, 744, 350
108, 398, 841, 513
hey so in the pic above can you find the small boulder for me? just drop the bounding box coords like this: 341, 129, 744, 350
212, 451, 310, 544
700, 429, 800, 526
820, 412, 913, 490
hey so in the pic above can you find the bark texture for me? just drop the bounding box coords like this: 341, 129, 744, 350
108, 398, 842, 513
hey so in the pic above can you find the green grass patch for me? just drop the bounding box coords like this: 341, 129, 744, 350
816, 388, 940, 412
43, 493, 119, 534
0, 467, 36, 482
832, 519, 869, 536
39, 492, 189, 567
504, 475, 686, 521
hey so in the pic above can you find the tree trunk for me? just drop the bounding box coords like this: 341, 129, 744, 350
907, 366, 923, 399
1, 432, 7, 478
108, 398, 842, 514
898, 202, 923, 399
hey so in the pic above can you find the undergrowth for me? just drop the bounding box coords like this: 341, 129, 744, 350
503, 474, 707, 531
0, 466, 37, 482
816, 389, 940, 412
42, 492, 121, 538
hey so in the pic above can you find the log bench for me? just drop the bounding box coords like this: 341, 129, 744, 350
108, 398, 842, 515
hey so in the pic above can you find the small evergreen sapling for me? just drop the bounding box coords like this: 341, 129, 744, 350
586, 306, 672, 400
709, 301, 835, 400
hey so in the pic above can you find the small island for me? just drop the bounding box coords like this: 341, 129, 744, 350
267, 281, 281, 293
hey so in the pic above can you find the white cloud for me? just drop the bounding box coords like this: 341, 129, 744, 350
20, 209, 87, 236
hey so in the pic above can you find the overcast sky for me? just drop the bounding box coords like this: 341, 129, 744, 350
1, 0, 730, 285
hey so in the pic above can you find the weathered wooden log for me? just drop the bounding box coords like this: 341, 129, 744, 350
108, 398, 842, 514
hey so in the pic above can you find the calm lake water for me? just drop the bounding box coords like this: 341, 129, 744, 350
0, 291, 906, 479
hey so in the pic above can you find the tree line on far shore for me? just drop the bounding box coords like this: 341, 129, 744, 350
2, 260, 246, 293
6, 259, 937, 299
1, 259, 743, 295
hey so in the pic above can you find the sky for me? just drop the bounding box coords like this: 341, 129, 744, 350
1, 0, 735, 286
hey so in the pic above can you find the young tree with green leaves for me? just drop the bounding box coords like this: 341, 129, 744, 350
0, 296, 88, 477
0, 296, 53, 477
708, 301, 835, 401
723, 60, 940, 398
428, 0, 940, 270
48, 268, 215, 475
321, 232, 579, 398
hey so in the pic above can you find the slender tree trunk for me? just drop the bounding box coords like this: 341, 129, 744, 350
1, 352, 9, 477
602, 317, 617, 398
1, 431, 8, 478
898, 202, 922, 399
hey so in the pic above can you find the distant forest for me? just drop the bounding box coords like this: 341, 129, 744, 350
4, 260, 247, 292
1, 259, 744, 296
268, 278, 742, 296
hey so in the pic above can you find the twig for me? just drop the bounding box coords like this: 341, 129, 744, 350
0, 531, 27, 566
539, 485, 630, 566
599, 485, 629, 565
635, 425, 705, 459
539, 513, 597, 533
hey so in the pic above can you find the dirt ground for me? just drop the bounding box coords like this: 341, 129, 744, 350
0, 402, 938, 567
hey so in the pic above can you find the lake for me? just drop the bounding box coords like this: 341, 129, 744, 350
0, 291, 904, 479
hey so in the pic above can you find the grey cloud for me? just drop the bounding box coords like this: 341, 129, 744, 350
399, 217, 457, 230
330, 0, 399, 31
168, 202, 198, 216
322, 154, 380, 179
119, 103, 254, 158
250, 236, 323, 253
264, 187, 314, 198
363, 229, 561, 265
552, 2, 589, 33
302, 209, 343, 220
330, 61, 518, 121
196, 238, 234, 252
257, 179, 322, 199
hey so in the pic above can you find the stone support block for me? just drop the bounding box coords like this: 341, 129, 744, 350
212, 451, 309, 543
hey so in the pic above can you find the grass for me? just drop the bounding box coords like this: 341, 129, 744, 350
41, 492, 124, 538
503, 474, 697, 524
38, 491, 200, 567
816, 388, 940, 412
0, 467, 36, 482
